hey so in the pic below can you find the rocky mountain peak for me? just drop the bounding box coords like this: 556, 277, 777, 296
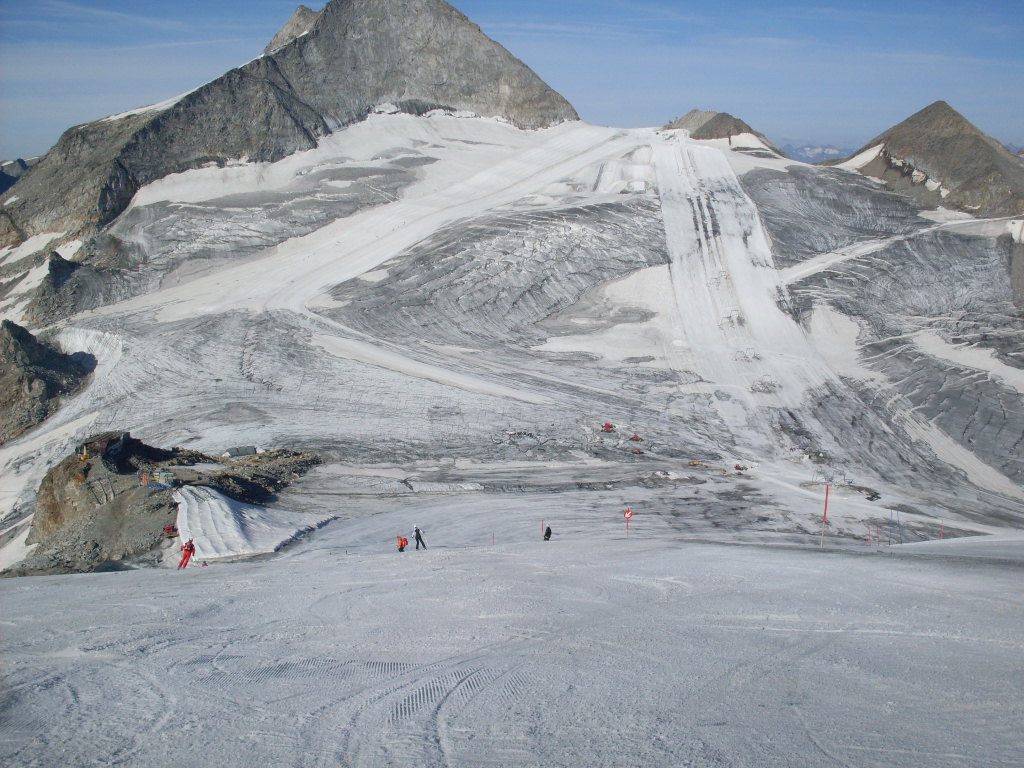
0, 319, 86, 381
664, 109, 781, 153
264, 5, 322, 53
1, 158, 33, 195
845, 100, 1024, 217
0, 0, 578, 250
665, 109, 756, 140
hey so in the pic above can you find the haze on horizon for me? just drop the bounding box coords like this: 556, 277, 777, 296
0, 0, 1022, 160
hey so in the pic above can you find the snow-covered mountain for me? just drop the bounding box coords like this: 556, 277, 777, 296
0, 0, 577, 249
2, 1, 1024, 765
1, 0, 1022, 575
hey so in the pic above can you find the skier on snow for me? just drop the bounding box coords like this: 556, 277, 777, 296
414, 525, 426, 550
178, 539, 196, 569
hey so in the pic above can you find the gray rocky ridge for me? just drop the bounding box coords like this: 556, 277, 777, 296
0, 0, 577, 249
841, 100, 1024, 218
4, 433, 321, 576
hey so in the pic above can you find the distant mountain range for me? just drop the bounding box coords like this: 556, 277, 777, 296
780, 144, 856, 164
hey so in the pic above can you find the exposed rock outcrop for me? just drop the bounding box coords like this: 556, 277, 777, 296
4, 433, 322, 576
665, 109, 778, 150
0, 158, 33, 195
20, 251, 121, 326
841, 101, 1024, 217
0, 320, 92, 445
0, 0, 578, 249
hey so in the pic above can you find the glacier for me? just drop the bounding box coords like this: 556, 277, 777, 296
1, 111, 1023, 766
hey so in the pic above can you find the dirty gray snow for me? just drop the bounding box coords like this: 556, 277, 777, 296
1, 110, 1023, 767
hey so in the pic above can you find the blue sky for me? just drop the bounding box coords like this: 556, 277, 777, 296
1, 0, 1021, 159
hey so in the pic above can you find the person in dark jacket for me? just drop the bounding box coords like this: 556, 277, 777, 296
544, 526, 552, 541
414, 525, 426, 550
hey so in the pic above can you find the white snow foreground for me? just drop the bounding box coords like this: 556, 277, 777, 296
2, 523, 1023, 768
172, 485, 335, 561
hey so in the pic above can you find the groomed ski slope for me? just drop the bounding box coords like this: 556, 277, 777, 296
2, 516, 1022, 768
95, 120, 648, 323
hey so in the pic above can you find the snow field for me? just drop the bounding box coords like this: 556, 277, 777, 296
4, 113, 1020, 575
2, 518, 1022, 768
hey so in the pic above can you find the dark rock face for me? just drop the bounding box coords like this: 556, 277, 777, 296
0, 0, 577, 248
20, 252, 121, 326
0, 159, 32, 195
844, 101, 1024, 217
0, 320, 92, 445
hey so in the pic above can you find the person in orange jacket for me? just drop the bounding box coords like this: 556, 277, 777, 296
178, 539, 196, 569
397, 536, 408, 552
